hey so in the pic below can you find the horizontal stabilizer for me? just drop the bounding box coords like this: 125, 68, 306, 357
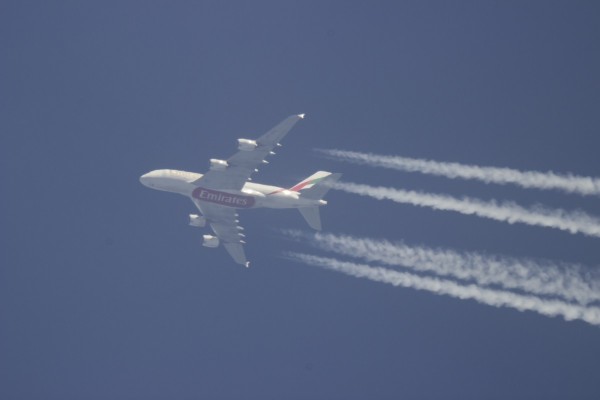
298, 206, 322, 231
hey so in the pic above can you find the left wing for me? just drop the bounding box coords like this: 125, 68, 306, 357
192, 199, 249, 267
195, 114, 305, 191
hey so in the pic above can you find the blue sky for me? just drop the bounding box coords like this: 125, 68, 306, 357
2, 1, 600, 399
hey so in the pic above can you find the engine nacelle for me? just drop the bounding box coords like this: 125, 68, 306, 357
189, 214, 206, 227
237, 138, 258, 151
210, 159, 228, 171
202, 235, 220, 248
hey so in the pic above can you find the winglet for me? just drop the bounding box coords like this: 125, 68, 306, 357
297, 113, 305, 119
245, 261, 250, 268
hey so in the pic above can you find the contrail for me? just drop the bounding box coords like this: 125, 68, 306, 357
332, 181, 600, 238
286, 252, 600, 326
317, 149, 600, 197
283, 230, 600, 305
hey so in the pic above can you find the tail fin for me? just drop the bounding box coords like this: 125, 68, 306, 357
290, 171, 342, 200
293, 171, 342, 230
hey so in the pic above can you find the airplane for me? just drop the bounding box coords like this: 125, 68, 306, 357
139, 114, 341, 267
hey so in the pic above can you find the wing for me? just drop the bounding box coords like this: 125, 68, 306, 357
192, 199, 249, 267
195, 114, 305, 191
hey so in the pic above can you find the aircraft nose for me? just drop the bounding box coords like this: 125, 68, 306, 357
139, 172, 152, 187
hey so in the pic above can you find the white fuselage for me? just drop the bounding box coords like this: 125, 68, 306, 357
139, 169, 325, 209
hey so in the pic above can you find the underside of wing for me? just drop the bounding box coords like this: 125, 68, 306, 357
195, 114, 305, 191
223, 243, 249, 267
192, 200, 249, 267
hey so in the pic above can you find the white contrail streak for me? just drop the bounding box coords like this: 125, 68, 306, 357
332, 181, 600, 238
317, 149, 600, 197
283, 230, 600, 305
286, 252, 600, 326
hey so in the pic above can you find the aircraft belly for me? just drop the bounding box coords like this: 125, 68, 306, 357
191, 187, 255, 209
189, 185, 321, 210
254, 195, 319, 209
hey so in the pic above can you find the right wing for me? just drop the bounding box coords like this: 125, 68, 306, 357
194, 114, 305, 191
192, 199, 249, 267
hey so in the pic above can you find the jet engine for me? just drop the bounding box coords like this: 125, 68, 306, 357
188, 214, 206, 227
237, 139, 258, 151
202, 235, 220, 248
210, 159, 228, 171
